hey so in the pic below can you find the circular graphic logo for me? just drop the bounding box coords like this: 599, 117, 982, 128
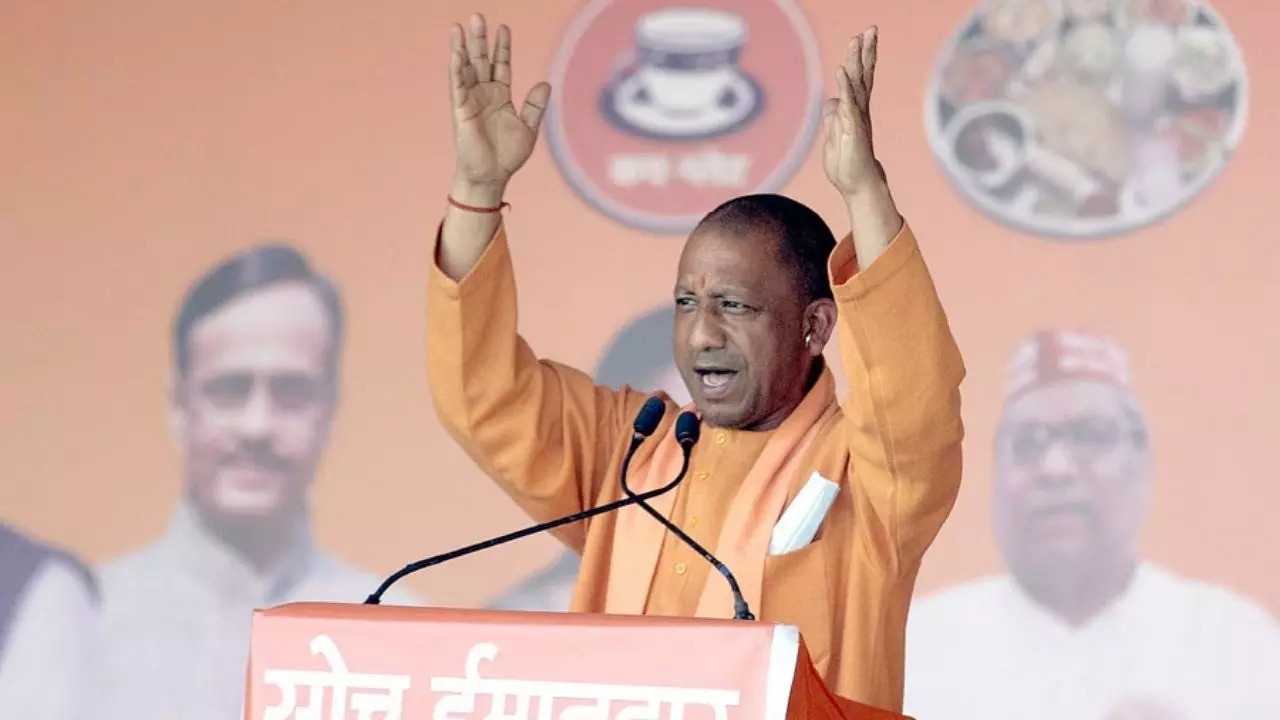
545, 0, 823, 234
924, 0, 1249, 241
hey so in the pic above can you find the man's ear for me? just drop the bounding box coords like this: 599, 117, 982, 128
166, 369, 187, 444
803, 298, 838, 356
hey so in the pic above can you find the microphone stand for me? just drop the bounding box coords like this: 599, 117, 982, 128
365, 431, 678, 605
621, 445, 756, 621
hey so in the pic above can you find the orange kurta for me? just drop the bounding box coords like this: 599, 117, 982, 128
426, 218, 964, 713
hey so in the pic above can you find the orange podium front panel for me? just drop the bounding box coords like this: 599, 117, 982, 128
244, 603, 907, 720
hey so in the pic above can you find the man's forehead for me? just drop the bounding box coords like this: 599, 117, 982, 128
187, 282, 331, 363
677, 225, 784, 286
684, 220, 782, 251
1003, 380, 1129, 422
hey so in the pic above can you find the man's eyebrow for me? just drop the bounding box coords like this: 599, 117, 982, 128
673, 284, 753, 297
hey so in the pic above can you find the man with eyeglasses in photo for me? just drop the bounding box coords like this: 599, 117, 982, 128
903, 329, 1279, 720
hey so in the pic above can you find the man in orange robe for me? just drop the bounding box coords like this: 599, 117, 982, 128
427, 15, 964, 714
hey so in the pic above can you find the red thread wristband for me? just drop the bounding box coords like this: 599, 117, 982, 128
448, 195, 510, 214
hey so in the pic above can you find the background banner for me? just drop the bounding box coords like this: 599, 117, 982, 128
2, 1, 1275, 718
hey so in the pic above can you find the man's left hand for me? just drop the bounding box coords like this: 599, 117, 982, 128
822, 27, 883, 199
822, 26, 900, 267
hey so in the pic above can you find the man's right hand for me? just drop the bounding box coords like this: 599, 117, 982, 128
438, 14, 550, 280
450, 13, 550, 198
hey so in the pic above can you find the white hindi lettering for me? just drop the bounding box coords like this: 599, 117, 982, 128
613, 698, 662, 720
675, 151, 751, 188
262, 635, 412, 720
430, 643, 741, 720
558, 696, 611, 720
606, 152, 751, 190
608, 155, 671, 187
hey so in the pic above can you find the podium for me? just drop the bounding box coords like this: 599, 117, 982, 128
244, 603, 909, 720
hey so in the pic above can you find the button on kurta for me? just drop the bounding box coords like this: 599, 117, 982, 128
674, 562, 688, 575
715, 432, 727, 445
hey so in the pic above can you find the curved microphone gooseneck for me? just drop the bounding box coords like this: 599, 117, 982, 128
620, 412, 756, 621
364, 397, 676, 605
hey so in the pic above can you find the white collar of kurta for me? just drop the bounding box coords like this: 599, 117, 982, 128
159, 497, 318, 604
1006, 562, 1160, 636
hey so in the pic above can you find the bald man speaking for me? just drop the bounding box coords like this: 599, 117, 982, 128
426, 14, 964, 713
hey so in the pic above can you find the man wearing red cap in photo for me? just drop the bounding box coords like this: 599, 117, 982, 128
903, 330, 1280, 720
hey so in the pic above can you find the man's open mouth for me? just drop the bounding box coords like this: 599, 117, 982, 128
694, 368, 738, 395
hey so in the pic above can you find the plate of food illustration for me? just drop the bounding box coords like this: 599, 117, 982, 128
924, 0, 1248, 240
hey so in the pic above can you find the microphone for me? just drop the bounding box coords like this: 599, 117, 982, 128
620, 413, 756, 621
365, 397, 676, 605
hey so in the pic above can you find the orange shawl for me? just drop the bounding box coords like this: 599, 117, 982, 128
604, 369, 841, 619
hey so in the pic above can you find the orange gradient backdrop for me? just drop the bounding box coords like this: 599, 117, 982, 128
1, 0, 1276, 614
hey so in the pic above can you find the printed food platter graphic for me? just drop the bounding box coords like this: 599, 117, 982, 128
545, 0, 824, 234
924, 0, 1249, 240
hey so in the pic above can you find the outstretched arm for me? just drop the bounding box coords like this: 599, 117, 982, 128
438, 15, 549, 279
822, 28, 901, 264
428, 15, 647, 547
821, 28, 966, 572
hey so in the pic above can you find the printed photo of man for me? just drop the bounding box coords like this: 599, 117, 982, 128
97, 244, 424, 720
0, 524, 99, 720
904, 329, 1280, 720
485, 304, 688, 612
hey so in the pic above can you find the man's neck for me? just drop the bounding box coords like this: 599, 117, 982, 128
734, 359, 825, 432
1015, 557, 1139, 627
192, 500, 304, 576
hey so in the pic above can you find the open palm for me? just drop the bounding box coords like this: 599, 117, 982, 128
450, 15, 551, 187
822, 27, 881, 197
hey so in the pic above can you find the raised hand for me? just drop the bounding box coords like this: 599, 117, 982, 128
450, 14, 551, 192
821, 27, 883, 199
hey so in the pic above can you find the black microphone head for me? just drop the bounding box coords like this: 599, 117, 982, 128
675, 411, 700, 447
633, 396, 666, 437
